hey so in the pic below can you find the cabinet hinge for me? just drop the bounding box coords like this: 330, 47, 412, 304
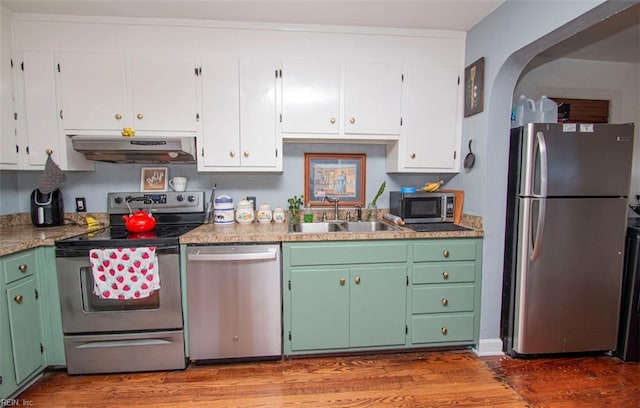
400, 117, 403, 126
20, 61, 24, 71
40, 343, 44, 353
196, 113, 200, 122
194, 67, 202, 76
0, 375, 3, 384
14, 112, 17, 120
401, 74, 404, 81
288, 331, 292, 341
16, 144, 19, 153
57, 63, 61, 73
275, 70, 278, 78
453, 151, 457, 160
279, 113, 282, 123
35, 288, 39, 300
10, 58, 13, 68
405, 325, 408, 335
457, 76, 460, 85
201, 147, 205, 157
288, 280, 291, 290
59, 110, 63, 120
26, 146, 30, 154
406, 276, 409, 286
275, 148, 278, 158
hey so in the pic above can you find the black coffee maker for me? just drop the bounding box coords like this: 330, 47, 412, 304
31, 188, 64, 227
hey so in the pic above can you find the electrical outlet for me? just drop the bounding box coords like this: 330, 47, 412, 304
75, 197, 87, 212
246, 196, 256, 211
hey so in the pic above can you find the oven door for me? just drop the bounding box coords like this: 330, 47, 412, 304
56, 247, 183, 333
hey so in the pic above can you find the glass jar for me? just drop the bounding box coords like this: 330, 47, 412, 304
365, 202, 378, 221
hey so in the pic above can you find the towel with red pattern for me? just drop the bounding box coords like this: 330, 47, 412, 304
89, 247, 160, 300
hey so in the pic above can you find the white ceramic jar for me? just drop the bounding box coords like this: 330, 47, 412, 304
213, 195, 234, 224
257, 203, 273, 223
272, 207, 286, 223
235, 199, 255, 224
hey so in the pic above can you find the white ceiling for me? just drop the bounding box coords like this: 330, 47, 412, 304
2, 0, 639, 63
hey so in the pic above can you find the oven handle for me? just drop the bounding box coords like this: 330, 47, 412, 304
76, 338, 174, 348
187, 249, 277, 262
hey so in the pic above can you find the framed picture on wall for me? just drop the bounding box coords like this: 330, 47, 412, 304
464, 57, 485, 117
304, 153, 366, 206
140, 167, 168, 192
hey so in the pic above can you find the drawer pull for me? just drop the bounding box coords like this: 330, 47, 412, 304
349, 117, 356, 124
442, 271, 449, 280
339, 278, 346, 286
14, 295, 23, 304
136, 113, 144, 120
354, 276, 361, 284
330, 117, 336, 124
443, 250, 450, 258
441, 327, 448, 335
18, 264, 28, 272
441, 298, 449, 306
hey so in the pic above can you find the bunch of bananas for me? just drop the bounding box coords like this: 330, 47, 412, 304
422, 180, 444, 192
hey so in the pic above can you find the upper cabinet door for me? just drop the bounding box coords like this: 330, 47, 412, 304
238, 57, 278, 168
281, 59, 340, 135
401, 64, 460, 171
200, 56, 240, 168
344, 62, 402, 135
130, 55, 198, 132
58, 52, 127, 131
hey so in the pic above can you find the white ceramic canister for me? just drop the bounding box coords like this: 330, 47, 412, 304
235, 199, 255, 224
273, 207, 286, 223
257, 203, 273, 223
213, 195, 235, 224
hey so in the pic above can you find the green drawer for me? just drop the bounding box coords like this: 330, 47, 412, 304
412, 284, 475, 314
288, 242, 408, 266
413, 240, 477, 262
411, 313, 475, 344
3, 251, 36, 284
413, 262, 476, 284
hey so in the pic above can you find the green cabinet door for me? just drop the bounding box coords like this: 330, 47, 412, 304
290, 268, 349, 351
6, 277, 43, 384
350, 265, 407, 348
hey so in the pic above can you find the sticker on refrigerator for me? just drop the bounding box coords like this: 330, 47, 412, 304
563, 123, 577, 132
580, 124, 595, 132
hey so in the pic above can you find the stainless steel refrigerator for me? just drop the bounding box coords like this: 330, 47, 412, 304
501, 123, 634, 356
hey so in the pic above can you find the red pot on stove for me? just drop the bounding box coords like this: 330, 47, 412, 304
122, 210, 156, 233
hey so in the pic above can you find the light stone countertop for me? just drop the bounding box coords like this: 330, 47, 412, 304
0, 213, 483, 257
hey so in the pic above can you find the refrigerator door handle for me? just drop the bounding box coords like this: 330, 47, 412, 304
530, 197, 546, 262
534, 131, 549, 198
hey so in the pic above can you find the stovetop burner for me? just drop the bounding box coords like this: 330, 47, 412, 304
56, 191, 206, 251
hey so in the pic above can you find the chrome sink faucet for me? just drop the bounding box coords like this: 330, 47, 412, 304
322, 196, 340, 220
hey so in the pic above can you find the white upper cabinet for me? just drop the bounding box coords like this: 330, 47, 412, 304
58, 53, 127, 132
387, 64, 461, 173
200, 56, 281, 172
130, 55, 198, 133
58, 53, 198, 134
280, 59, 340, 135
344, 62, 403, 136
0, 12, 17, 168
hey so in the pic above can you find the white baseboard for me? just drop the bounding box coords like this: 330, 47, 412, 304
472, 338, 504, 356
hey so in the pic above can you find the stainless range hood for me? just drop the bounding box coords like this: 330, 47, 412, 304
70, 135, 197, 163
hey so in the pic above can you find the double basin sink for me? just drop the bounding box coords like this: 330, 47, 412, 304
289, 220, 401, 234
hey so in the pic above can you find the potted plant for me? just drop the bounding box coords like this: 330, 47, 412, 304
287, 194, 304, 224
366, 181, 386, 221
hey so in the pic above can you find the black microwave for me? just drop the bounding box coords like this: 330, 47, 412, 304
389, 191, 455, 223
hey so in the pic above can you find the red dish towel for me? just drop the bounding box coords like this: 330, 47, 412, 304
89, 247, 160, 300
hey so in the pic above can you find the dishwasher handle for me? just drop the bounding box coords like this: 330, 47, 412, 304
187, 249, 277, 262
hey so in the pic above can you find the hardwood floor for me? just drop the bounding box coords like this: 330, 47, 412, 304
14, 350, 640, 407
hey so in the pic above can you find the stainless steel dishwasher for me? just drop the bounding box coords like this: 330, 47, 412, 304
186, 244, 282, 362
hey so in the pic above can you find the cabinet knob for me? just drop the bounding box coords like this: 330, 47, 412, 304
14, 295, 23, 304
339, 278, 346, 286
443, 250, 450, 258
441, 298, 449, 306
354, 276, 361, 284
329, 117, 336, 124
136, 113, 144, 120
115, 113, 122, 120
442, 271, 449, 280
229, 151, 236, 158
410, 153, 416, 159
18, 264, 28, 273
243, 151, 249, 158
349, 117, 355, 124
441, 327, 448, 335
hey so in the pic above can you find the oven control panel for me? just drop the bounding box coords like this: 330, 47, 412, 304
108, 191, 205, 214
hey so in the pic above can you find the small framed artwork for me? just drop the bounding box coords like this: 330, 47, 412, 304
464, 57, 485, 117
140, 167, 168, 192
304, 153, 366, 207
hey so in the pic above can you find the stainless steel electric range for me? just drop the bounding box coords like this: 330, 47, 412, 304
55, 191, 205, 374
